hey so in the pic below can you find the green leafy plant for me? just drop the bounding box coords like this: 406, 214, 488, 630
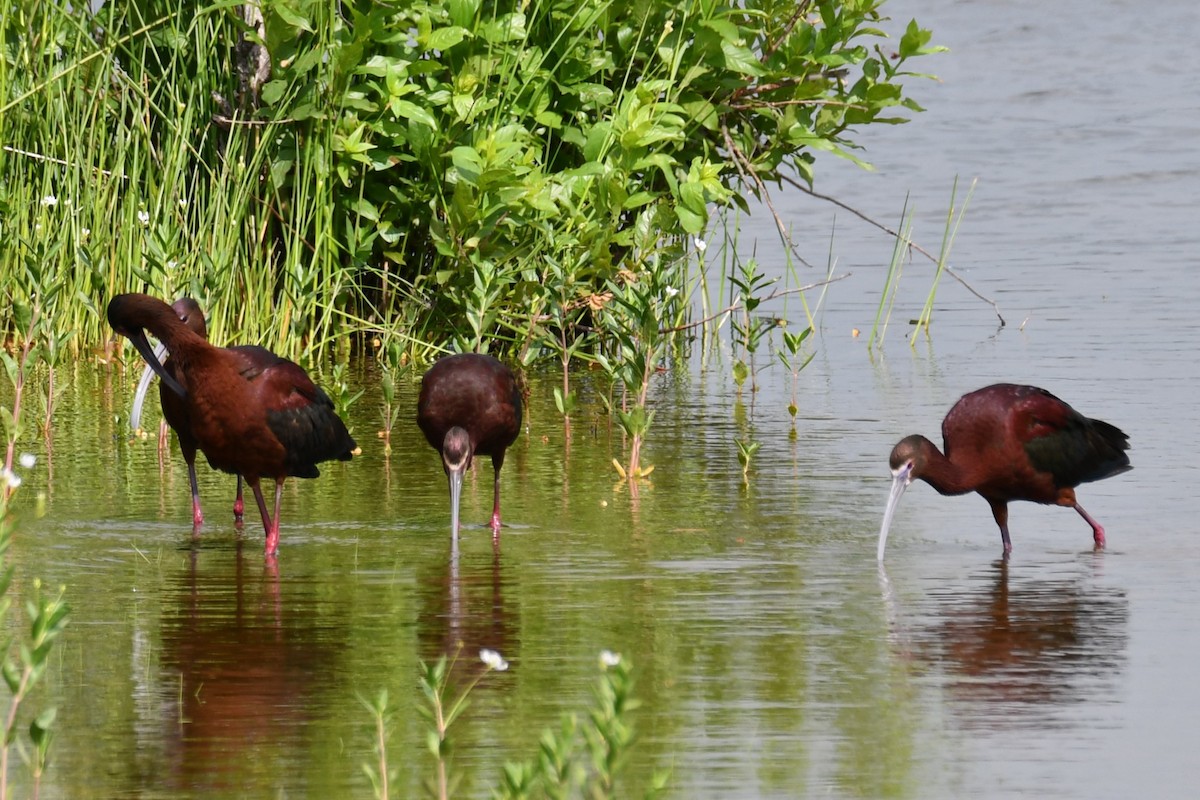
359, 688, 398, 800
728, 258, 779, 395
419, 648, 510, 800
778, 324, 815, 429
369, 649, 663, 800
495, 652, 667, 800
593, 220, 686, 481
377, 339, 405, 455
735, 438, 761, 483
326, 362, 365, 432
3, 1, 944, 363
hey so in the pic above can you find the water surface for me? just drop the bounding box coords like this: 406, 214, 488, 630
6, 0, 1200, 797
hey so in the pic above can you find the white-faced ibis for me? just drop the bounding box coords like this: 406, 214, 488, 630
108, 293, 357, 557
417, 353, 522, 541
130, 298, 245, 527
878, 383, 1130, 559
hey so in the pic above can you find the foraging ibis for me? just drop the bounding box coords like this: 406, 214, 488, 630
878, 384, 1130, 559
416, 353, 522, 541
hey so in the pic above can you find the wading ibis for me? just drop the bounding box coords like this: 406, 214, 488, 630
109, 293, 357, 557
131, 297, 245, 527
878, 384, 1130, 559
417, 353, 522, 541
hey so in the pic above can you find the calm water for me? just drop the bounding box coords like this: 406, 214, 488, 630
6, 0, 1200, 797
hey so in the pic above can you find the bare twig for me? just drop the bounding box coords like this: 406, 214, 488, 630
763, 0, 813, 61
1, 145, 125, 179
211, 114, 294, 128
729, 98, 866, 112
720, 122, 816, 269
659, 273, 850, 334
784, 175, 1006, 326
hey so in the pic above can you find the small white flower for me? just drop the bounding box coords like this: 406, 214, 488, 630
41, 195, 57, 207
1, 469, 20, 490
178, 198, 187, 208
34, 223, 42, 233
81, 227, 91, 239
166, 260, 178, 270
694, 237, 707, 253
479, 649, 509, 671
664, 286, 680, 299
600, 650, 621, 668
19, 454, 36, 469
137, 210, 150, 226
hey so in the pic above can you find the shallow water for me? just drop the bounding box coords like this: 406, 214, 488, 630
5, 0, 1200, 797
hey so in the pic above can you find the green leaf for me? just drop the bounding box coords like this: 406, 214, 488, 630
425, 26, 469, 52
390, 99, 438, 130
31, 706, 56, 735
273, 3, 314, 33
720, 41, 765, 76
451, 146, 482, 185
732, 360, 749, 386
675, 204, 705, 235
2, 661, 20, 694
479, 12, 527, 43
899, 20, 947, 58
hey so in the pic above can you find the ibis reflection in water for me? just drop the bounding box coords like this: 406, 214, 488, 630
130, 297, 245, 527
108, 293, 357, 558
878, 383, 1131, 559
417, 353, 522, 542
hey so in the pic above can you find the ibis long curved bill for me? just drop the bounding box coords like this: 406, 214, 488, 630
126, 325, 186, 399
877, 461, 913, 561
130, 341, 170, 431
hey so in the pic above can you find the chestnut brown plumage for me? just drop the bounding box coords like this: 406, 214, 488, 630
417, 353, 522, 541
109, 293, 356, 557
131, 298, 245, 527
878, 384, 1130, 559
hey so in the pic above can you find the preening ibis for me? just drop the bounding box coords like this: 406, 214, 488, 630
878, 384, 1130, 559
130, 297, 245, 527
109, 293, 357, 557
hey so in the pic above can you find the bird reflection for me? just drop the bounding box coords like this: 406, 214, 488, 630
151, 542, 340, 793
922, 561, 1128, 714
417, 541, 516, 684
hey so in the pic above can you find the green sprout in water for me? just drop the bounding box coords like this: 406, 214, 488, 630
377, 338, 404, 455
778, 325, 815, 435
326, 362, 365, 434
735, 438, 761, 483
728, 258, 778, 396
594, 221, 686, 483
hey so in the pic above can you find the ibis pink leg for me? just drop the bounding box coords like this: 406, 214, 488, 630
987, 499, 1013, 554
1074, 503, 1106, 549
233, 475, 245, 525
249, 479, 284, 558
186, 460, 204, 527
490, 464, 503, 541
